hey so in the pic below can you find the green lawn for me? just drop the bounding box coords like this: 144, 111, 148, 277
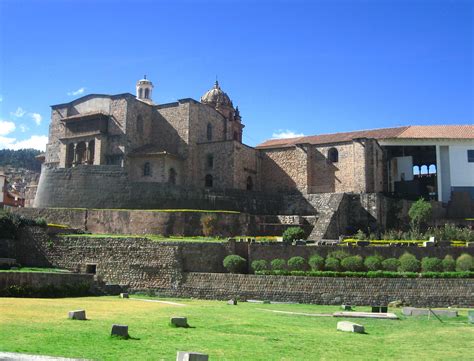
0, 297, 472, 360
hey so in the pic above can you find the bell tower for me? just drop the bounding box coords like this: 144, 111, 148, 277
136, 75, 154, 104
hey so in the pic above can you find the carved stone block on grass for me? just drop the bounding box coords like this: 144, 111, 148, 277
468, 310, 474, 324
176, 351, 209, 361
171, 317, 189, 328
68, 310, 86, 320
337, 321, 365, 334
341, 305, 352, 311
111, 324, 129, 338
227, 299, 237, 305
120, 293, 129, 299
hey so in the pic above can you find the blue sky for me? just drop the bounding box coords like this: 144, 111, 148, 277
0, 0, 472, 150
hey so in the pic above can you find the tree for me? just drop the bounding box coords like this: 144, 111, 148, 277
408, 198, 432, 233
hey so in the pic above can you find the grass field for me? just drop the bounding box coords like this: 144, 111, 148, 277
0, 296, 473, 361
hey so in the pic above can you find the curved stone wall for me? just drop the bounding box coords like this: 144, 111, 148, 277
34, 165, 283, 213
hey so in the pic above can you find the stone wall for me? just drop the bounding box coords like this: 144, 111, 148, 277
0, 272, 94, 291
169, 273, 474, 307
260, 146, 309, 193
33, 165, 285, 213
5, 228, 473, 306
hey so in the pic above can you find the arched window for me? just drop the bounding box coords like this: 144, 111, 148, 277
136, 115, 143, 133
207, 154, 214, 169
144, 88, 150, 99
205, 174, 213, 188
138, 88, 143, 99
143, 162, 151, 176
413, 165, 420, 176
169, 168, 177, 185
420, 165, 428, 175
328, 147, 338, 163
76, 142, 86, 164
428, 164, 436, 174
246, 176, 253, 191
207, 123, 213, 141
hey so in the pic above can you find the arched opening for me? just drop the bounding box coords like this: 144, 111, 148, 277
428, 164, 436, 174
138, 88, 143, 99
328, 147, 338, 163
207, 154, 214, 169
88, 140, 95, 164
207, 123, 213, 141
143, 162, 151, 176
76, 142, 86, 164
144, 88, 150, 99
169, 168, 177, 185
205, 174, 213, 188
233, 131, 239, 141
66, 143, 75, 168
413, 165, 420, 176
246, 176, 253, 191
420, 165, 428, 175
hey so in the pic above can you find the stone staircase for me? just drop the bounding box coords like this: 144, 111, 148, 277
307, 193, 346, 240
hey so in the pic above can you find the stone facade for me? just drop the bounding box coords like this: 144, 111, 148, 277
36, 78, 396, 212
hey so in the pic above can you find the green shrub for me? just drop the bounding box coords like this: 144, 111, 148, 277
398, 253, 421, 273
341, 255, 364, 271
308, 254, 325, 271
271, 258, 286, 271
255, 269, 474, 278
201, 214, 218, 237
364, 256, 383, 271
421, 257, 443, 273
251, 260, 268, 272
427, 224, 474, 242
324, 257, 341, 271
442, 255, 456, 272
408, 198, 432, 232
282, 227, 305, 243
327, 250, 349, 261
287, 256, 306, 271
35, 217, 47, 227
355, 229, 366, 240
382, 258, 400, 271
456, 254, 473, 272
223, 255, 247, 273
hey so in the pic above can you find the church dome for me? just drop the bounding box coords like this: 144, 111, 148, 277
200, 81, 233, 107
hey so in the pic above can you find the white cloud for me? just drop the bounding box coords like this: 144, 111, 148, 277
67, 87, 86, 96
11, 107, 26, 118
271, 129, 305, 139
30, 113, 42, 125
0, 120, 16, 136
0, 135, 48, 151
19, 124, 29, 132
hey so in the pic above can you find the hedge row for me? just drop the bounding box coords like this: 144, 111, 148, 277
254, 270, 474, 278
250, 252, 474, 274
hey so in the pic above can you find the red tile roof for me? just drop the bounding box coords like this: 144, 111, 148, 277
256, 125, 474, 149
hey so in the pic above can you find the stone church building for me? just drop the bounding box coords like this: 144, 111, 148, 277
35, 77, 474, 232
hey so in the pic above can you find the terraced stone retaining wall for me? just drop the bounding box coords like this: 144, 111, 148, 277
0, 272, 94, 290
167, 272, 474, 307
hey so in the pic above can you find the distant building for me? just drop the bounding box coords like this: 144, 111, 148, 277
0, 174, 25, 207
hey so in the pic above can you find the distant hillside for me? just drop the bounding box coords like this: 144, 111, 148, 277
0, 149, 42, 172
